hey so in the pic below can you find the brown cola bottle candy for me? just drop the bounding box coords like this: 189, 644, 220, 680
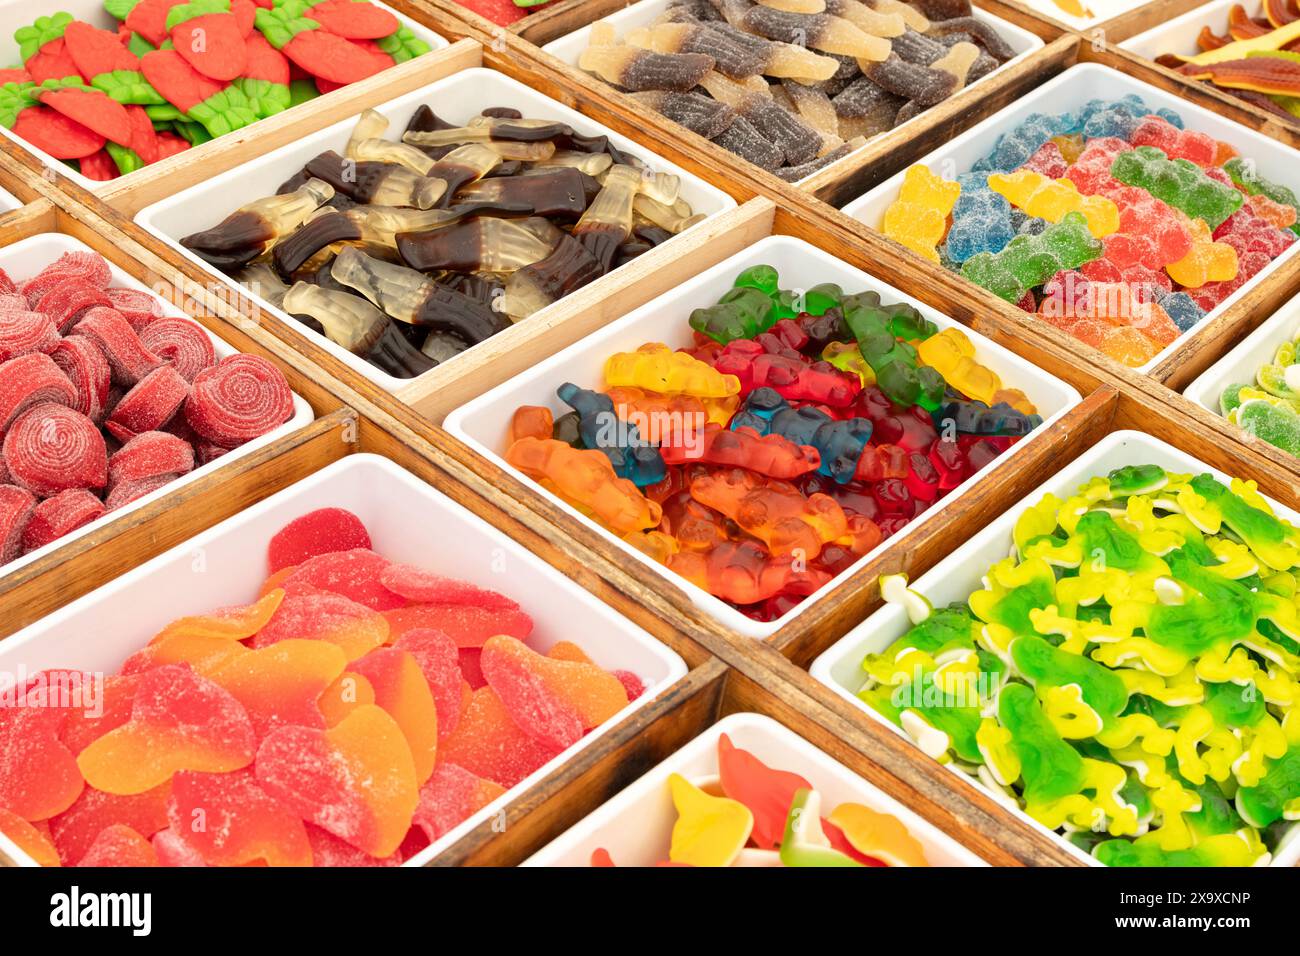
394, 216, 556, 274
570, 165, 644, 271
498, 232, 603, 320
452, 167, 591, 221
330, 248, 512, 345
304, 151, 447, 209
281, 282, 436, 379
426, 144, 501, 203
180, 179, 335, 269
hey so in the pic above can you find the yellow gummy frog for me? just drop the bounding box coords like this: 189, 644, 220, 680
986, 169, 1119, 238
881, 165, 961, 263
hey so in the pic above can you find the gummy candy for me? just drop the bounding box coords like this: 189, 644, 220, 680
668, 773, 752, 866
167, 768, 312, 866
267, 506, 373, 573
351, 648, 439, 782
881, 165, 962, 261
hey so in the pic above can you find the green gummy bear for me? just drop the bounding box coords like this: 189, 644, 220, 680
884, 303, 938, 342
91, 70, 165, 106
16, 13, 73, 63
1010, 634, 1129, 724
375, 26, 432, 64
997, 682, 1086, 804
1111, 146, 1243, 229
1236, 745, 1300, 828
231, 77, 291, 120
961, 212, 1102, 302
802, 282, 843, 316
732, 263, 778, 296
1224, 156, 1300, 212
688, 286, 774, 343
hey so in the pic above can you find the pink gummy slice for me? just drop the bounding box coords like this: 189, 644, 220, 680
73, 307, 163, 385
266, 507, 372, 574
76, 824, 159, 866
166, 768, 312, 867
0, 671, 85, 818
410, 762, 503, 844
48, 784, 171, 865
108, 431, 194, 487
305, 823, 400, 867
138, 317, 216, 383
0, 483, 37, 563
0, 352, 79, 430
50, 336, 111, 423
392, 627, 467, 741
107, 364, 190, 437
0, 308, 59, 362
104, 473, 176, 511
34, 281, 113, 335
106, 288, 165, 331
438, 686, 562, 789
151, 827, 208, 867
613, 670, 645, 701
21, 252, 112, 307
21, 488, 106, 553
383, 603, 533, 648
3, 402, 108, 498
60, 673, 139, 756
282, 548, 404, 611
378, 563, 519, 611
251, 589, 382, 649
184, 354, 292, 449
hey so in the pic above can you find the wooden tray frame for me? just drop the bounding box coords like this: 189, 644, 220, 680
2, 0, 1300, 868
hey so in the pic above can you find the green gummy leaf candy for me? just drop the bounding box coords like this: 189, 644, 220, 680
375, 26, 431, 63
92, 70, 165, 105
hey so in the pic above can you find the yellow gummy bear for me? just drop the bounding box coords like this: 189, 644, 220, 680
603, 343, 740, 398
1165, 219, 1238, 288
826, 802, 930, 867
986, 169, 1119, 237
667, 773, 753, 867
915, 327, 1003, 405
881, 165, 961, 263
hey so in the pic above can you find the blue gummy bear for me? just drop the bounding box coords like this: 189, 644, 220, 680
975, 112, 1070, 172
1159, 292, 1206, 333
1081, 95, 1150, 141
1156, 107, 1185, 130
934, 399, 1043, 437
557, 381, 666, 486
738, 392, 875, 484
945, 175, 1015, 263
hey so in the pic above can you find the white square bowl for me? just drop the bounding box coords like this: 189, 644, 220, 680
1183, 293, 1300, 420
443, 234, 1083, 640
809, 428, 1300, 868
0, 185, 19, 213
0, 452, 688, 867
541, 0, 1044, 185
136, 66, 737, 395
841, 62, 1300, 376
0, 0, 448, 195
1120, 0, 1245, 61
0, 232, 314, 585
522, 711, 988, 866
1018, 0, 1154, 30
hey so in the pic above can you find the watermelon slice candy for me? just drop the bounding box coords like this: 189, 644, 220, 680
232, 32, 291, 119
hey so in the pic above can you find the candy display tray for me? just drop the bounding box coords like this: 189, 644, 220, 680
1184, 290, 1300, 417
0, 0, 451, 200
843, 62, 1300, 375
523, 711, 989, 866
809, 428, 1300, 867
444, 233, 1083, 639
135, 65, 737, 400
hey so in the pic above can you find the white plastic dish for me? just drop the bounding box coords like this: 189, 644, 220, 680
809, 428, 1300, 868
843, 63, 1300, 375
0, 0, 447, 195
443, 234, 1083, 639
542, 0, 1044, 185
0, 232, 314, 585
1120, 0, 1247, 61
0, 184, 19, 213
523, 711, 987, 866
1018, 0, 1153, 30
0, 453, 688, 867
136, 67, 737, 395
1183, 293, 1300, 418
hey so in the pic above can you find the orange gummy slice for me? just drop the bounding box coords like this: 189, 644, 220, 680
392, 628, 467, 741
411, 761, 506, 844
121, 632, 251, 677
438, 686, 562, 789
305, 823, 401, 867
383, 603, 533, 648
167, 769, 312, 867
77, 824, 158, 867
77, 664, 256, 795
547, 641, 594, 664
259, 565, 298, 598
480, 635, 628, 749
317, 671, 376, 727
48, 784, 171, 864
826, 802, 929, 867
255, 704, 418, 858
253, 590, 388, 661
379, 563, 519, 610
60, 674, 139, 756
717, 733, 812, 850
209, 639, 348, 738
351, 648, 439, 784
150, 589, 284, 642
0, 807, 61, 865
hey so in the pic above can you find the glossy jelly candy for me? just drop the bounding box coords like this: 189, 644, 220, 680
717, 732, 810, 849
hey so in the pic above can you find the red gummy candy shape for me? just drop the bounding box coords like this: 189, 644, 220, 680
151, 827, 207, 867
78, 150, 119, 182
108, 431, 194, 487
73, 307, 163, 385
64, 21, 140, 79
438, 686, 562, 789
0, 483, 37, 563
184, 354, 292, 448
34, 281, 112, 334
128, 0, 186, 47
24, 36, 81, 85
38, 88, 133, 147
140, 48, 224, 114
382, 603, 533, 648
255, 704, 419, 857
283, 548, 404, 610
379, 563, 519, 610
48, 784, 171, 864
166, 769, 312, 866
0, 807, 61, 866
137, 317, 216, 382
459, 646, 485, 689
50, 336, 111, 422
208, 639, 347, 738
173, 12, 249, 83
283, 30, 389, 85
717, 732, 812, 849
308, 0, 400, 39
253, 589, 388, 661
106, 289, 164, 331
243, 30, 290, 85
60, 674, 138, 756
12, 106, 106, 160
614, 670, 645, 701
480, 634, 628, 749
267, 507, 372, 573
411, 762, 505, 844
3, 403, 108, 497
21, 488, 106, 553
305, 823, 401, 867
105, 473, 177, 511
76, 824, 159, 867
21, 253, 112, 306
108, 364, 190, 437
0, 675, 85, 819
0, 352, 79, 430
0, 308, 59, 362
591, 847, 616, 866
351, 647, 440, 783
393, 628, 466, 741
76, 664, 257, 795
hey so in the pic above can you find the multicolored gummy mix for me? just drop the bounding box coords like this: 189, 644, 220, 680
881, 94, 1300, 368
0, 507, 643, 866
1157, 8, 1300, 123
1220, 325, 1300, 458
0, 3, 432, 181
179, 107, 701, 379
855, 464, 1300, 866
572, 0, 1016, 182
0, 250, 294, 566
591, 733, 931, 866
502, 265, 1043, 623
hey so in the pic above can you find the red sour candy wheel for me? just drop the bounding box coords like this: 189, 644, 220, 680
2, 403, 109, 497
105, 473, 178, 511
72, 307, 163, 385
138, 317, 216, 382
106, 289, 165, 331
108, 365, 191, 438
50, 336, 112, 423
0, 483, 38, 563
34, 281, 112, 334
0, 353, 79, 431
0, 308, 59, 362
21, 488, 107, 554
185, 354, 292, 448
108, 431, 195, 487
21, 252, 112, 307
